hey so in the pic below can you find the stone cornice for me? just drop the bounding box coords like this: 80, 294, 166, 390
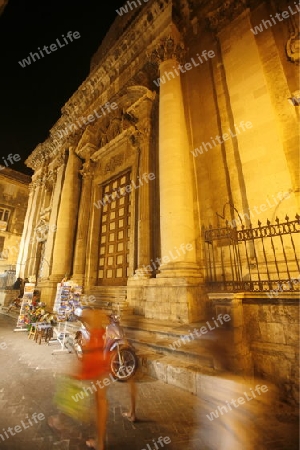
0, 167, 31, 185
26, 0, 172, 171
60, 0, 170, 122
206, 0, 249, 33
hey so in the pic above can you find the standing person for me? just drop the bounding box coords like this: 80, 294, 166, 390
125, 380, 137, 421
48, 308, 110, 450
19, 278, 25, 298
12, 277, 23, 298
79, 308, 110, 450
122, 375, 137, 422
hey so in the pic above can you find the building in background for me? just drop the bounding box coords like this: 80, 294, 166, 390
0, 167, 30, 288
17, 0, 299, 401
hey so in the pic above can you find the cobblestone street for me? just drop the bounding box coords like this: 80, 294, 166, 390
0, 314, 298, 450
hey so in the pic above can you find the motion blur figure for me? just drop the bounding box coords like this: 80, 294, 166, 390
200, 376, 281, 449
79, 308, 110, 450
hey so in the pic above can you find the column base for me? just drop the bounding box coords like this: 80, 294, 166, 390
157, 262, 202, 278
49, 274, 65, 283
35, 280, 60, 310
71, 274, 85, 286
133, 267, 152, 279
143, 276, 206, 323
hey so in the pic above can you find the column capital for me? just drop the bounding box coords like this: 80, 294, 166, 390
79, 159, 95, 179
148, 35, 185, 66
28, 182, 35, 194
53, 151, 68, 170
46, 169, 57, 188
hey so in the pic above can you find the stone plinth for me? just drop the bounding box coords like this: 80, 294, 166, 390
144, 277, 205, 323
35, 280, 58, 310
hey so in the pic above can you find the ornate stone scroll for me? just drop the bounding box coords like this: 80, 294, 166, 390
286, 30, 300, 64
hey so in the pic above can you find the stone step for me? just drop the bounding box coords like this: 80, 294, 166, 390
121, 314, 233, 373
135, 349, 279, 407
131, 336, 215, 368
121, 314, 231, 337
88, 299, 133, 314
86, 286, 133, 314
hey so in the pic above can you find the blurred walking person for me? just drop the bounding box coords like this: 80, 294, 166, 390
79, 308, 110, 450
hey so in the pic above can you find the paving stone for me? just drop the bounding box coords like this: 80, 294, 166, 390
0, 313, 299, 450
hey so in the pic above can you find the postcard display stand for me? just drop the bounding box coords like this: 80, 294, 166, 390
49, 283, 82, 354
14, 283, 36, 332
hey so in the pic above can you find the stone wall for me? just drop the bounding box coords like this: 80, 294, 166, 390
243, 293, 299, 405
0, 168, 30, 271
208, 292, 299, 405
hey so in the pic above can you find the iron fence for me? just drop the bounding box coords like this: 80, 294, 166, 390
204, 214, 300, 292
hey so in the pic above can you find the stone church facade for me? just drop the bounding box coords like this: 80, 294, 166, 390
18, 0, 299, 327
17, 0, 300, 398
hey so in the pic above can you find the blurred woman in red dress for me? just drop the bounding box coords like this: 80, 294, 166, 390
79, 308, 110, 450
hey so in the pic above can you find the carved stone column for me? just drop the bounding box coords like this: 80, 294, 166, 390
151, 34, 199, 277
50, 148, 82, 281
72, 158, 95, 285
139, 30, 205, 324
133, 99, 156, 279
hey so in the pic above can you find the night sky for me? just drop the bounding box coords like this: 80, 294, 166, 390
0, 0, 127, 176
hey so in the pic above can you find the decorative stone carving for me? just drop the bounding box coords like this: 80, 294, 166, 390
286, 30, 300, 64
79, 159, 95, 179
122, 111, 138, 130
137, 119, 151, 139
53, 151, 68, 170
174, 0, 194, 24
104, 154, 125, 173
35, 217, 50, 242
77, 126, 98, 152
207, 0, 248, 33
148, 35, 185, 66
126, 70, 152, 90
31, 176, 44, 189
106, 116, 122, 141
47, 170, 57, 187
